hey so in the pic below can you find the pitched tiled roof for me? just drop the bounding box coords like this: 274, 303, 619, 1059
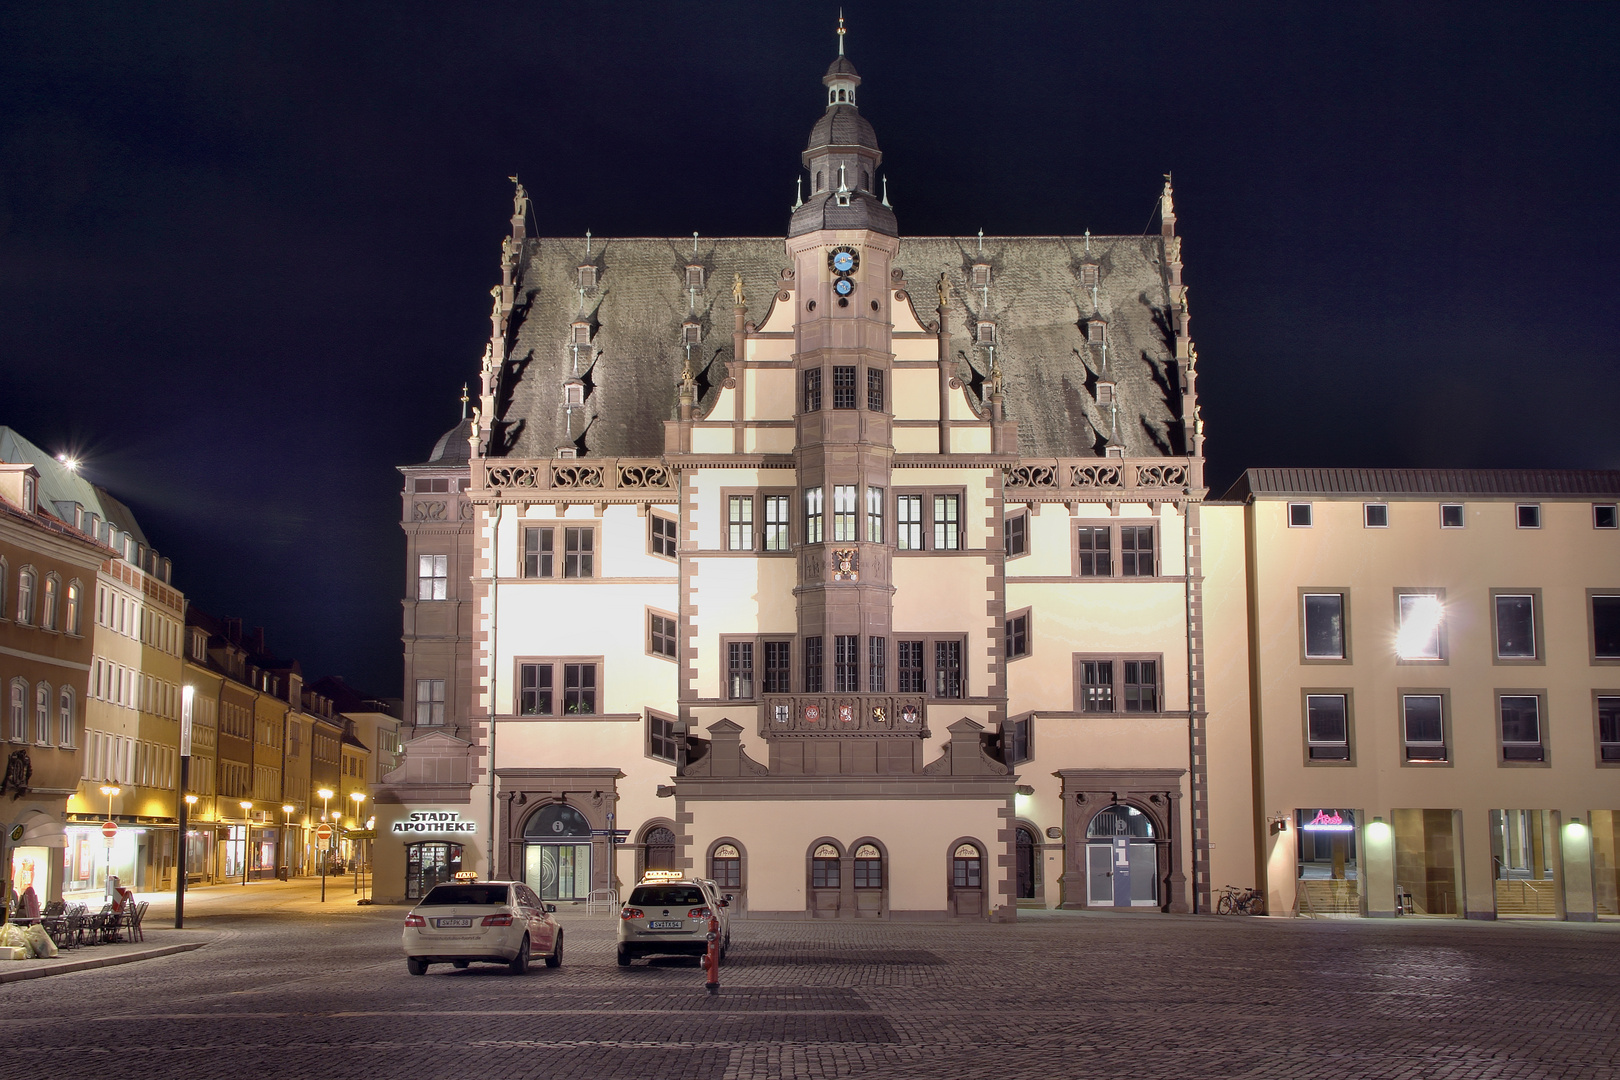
1225, 468, 1620, 500
489, 234, 1183, 460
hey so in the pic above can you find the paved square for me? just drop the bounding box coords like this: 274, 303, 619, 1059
2, 895, 1616, 1079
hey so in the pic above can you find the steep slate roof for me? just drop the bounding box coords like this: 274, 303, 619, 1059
1225, 468, 1620, 500
489, 234, 1182, 460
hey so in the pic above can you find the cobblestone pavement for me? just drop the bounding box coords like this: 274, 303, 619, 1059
1, 893, 1616, 1080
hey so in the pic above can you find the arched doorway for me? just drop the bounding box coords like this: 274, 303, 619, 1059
1015, 825, 1040, 901
852, 842, 885, 919
708, 840, 744, 913
808, 841, 843, 918
640, 825, 676, 876
522, 803, 592, 902
1086, 804, 1159, 908
948, 841, 985, 917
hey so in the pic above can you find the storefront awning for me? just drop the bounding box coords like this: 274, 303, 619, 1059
8, 809, 67, 848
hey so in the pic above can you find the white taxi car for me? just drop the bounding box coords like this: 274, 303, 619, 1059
403, 878, 562, 975
616, 870, 732, 966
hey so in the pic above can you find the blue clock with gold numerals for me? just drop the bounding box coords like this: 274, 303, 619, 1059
834, 277, 854, 296
829, 246, 859, 275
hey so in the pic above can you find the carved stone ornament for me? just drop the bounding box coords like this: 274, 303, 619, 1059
1003, 464, 1057, 489
459, 501, 475, 520
1071, 464, 1122, 488
901, 705, 920, 725
413, 501, 447, 521
1136, 464, 1188, 488
838, 705, 854, 724
803, 704, 821, 724
831, 548, 858, 582
1, 749, 31, 799
872, 706, 887, 724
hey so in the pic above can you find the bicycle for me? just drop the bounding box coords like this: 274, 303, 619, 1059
1216, 885, 1266, 915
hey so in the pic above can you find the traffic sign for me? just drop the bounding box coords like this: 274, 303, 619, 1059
316, 824, 333, 843
101, 820, 118, 840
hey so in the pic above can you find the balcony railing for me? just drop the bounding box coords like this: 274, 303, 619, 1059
1002, 457, 1193, 493
479, 458, 673, 493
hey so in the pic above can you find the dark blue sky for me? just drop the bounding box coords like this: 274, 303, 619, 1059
2, 1, 1615, 696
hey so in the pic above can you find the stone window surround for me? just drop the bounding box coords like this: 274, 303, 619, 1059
891, 486, 969, 553
1588, 589, 1620, 665
706, 836, 747, 892
1005, 606, 1033, 662
1298, 586, 1354, 665
1301, 686, 1357, 767
1592, 690, 1620, 768
1393, 587, 1448, 665
636, 816, 679, 878
1069, 521, 1161, 579
1056, 769, 1187, 913
1396, 687, 1452, 768
520, 521, 601, 580
648, 512, 678, 560
804, 835, 890, 920
1490, 588, 1544, 666
1004, 508, 1030, 560
647, 709, 678, 764
511, 656, 604, 717
1071, 653, 1164, 715
647, 608, 679, 663
1495, 688, 1550, 767
718, 487, 795, 553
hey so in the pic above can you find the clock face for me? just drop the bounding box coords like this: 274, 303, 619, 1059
834, 277, 854, 296
829, 247, 859, 274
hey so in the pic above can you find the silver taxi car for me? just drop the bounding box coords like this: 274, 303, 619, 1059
403, 879, 562, 975
616, 871, 731, 966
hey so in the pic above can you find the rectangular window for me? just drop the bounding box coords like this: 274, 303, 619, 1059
1081, 661, 1113, 712
1120, 526, 1154, 577
763, 495, 791, 551
833, 486, 858, 542
1364, 503, 1389, 528
1006, 613, 1029, 659
834, 635, 859, 692
1499, 695, 1543, 761
1288, 503, 1313, 528
562, 664, 596, 714
518, 665, 552, 715
867, 368, 884, 411
1592, 595, 1620, 660
1306, 694, 1350, 761
1402, 694, 1446, 761
651, 515, 678, 558
811, 856, 839, 889
1397, 593, 1444, 661
868, 636, 886, 692
933, 495, 960, 551
1303, 593, 1347, 660
1441, 504, 1465, 528
728, 496, 754, 551
833, 366, 857, 409
1003, 716, 1031, 765
804, 368, 822, 412
1494, 594, 1537, 659
1078, 527, 1111, 577
898, 641, 925, 693
523, 527, 554, 578
803, 636, 823, 693
934, 640, 963, 699
897, 495, 924, 550
1123, 660, 1157, 711
749, 640, 787, 695
1598, 696, 1620, 763
648, 713, 677, 763
1596, 504, 1619, 530
804, 488, 824, 544
728, 641, 754, 699
865, 487, 884, 543
415, 679, 445, 726
563, 528, 594, 578
417, 555, 448, 600
854, 856, 882, 889
1516, 504, 1541, 529
650, 613, 678, 660
1005, 513, 1027, 557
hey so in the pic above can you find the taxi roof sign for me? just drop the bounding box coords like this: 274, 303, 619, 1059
453, 871, 479, 881
639, 869, 687, 883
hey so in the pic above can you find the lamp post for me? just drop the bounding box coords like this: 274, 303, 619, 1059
281, 805, 294, 878
317, 788, 334, 903
175, 684, 194, 928
99, 785, 121, 892
239, 801, 253, 886
350, 792, 366, 894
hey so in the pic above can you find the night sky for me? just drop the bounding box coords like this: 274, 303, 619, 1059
2, 2, 1615, 697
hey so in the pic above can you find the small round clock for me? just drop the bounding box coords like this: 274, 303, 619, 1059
834, 277, 855, 296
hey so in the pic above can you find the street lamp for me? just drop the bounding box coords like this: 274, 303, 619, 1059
350, 792, 367, 895
317, 788, 334, 903
239, 801, 253, 886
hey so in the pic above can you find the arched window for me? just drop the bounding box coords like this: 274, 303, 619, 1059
861, 169, 870, 192
34, 682, 51, 745
523, 803, 591, 838
811, 843, 840, 888
66, 581, 82, 635
853, 843, 883, 889
17, 567, 35, 624
710, 842, 741, 888
642, 825, 676, 873
1086, 805, 1156, 839
815, 171, 824, 192
8, 679, 24, 742
41, 574, 59, 630
952, 843, 982, 888
0, 559, 7, 616
58, 686, 76, 747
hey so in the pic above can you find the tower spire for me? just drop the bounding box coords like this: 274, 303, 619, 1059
837, 9, 846, 55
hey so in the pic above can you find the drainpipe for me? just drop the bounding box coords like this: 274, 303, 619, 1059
485, 503, 503, 877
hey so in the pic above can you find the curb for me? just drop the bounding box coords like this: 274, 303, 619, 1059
0, 941, 207, 984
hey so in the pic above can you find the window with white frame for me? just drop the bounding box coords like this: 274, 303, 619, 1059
33, 683, 50, 744
1396, 592, 1445, 660
414, 679, 445, 726
866, 487, 884, 543
1303, 593, 1347, 660
763, 495, 791, 551
1596, 504, 1619, 530
1494, 594, 1537, 659
58, 686, 75, 747
896, 495, 923, 550
1363, 503, 1389, 528
1598, 696, 1620, 764
833, 486, 857, 542
41, 575, 58, 629
1516, 504, 1541, 529
1306, 693, 1351, 761
9, 679, 25, 741
1288, 503, 1313, 527
1499, 694, 1544, 762
1440, 503, 1465, 528
804, 488, 824, 544
728, 641, 754, 699
16, 568, 35, 624
728, 496, 755, 551
933, 494, 960, 551
1591, 594, 1620, 660
417, 554, 449, 600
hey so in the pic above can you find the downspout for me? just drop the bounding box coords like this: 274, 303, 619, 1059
485, 502, 503, 877
1184, 500, 1196, 912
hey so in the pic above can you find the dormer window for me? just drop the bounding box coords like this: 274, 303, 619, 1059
563, 380, 584, 407
21, 474, 35, 514
683, 321, 701, 345
1088, 319, 1107, 345
571, 321, 589, 345
556, 446, 578, 459
686, 265, 705, 291
577, 265, 596, 290
972, 264, 991, 288
1081, 264, 1099, 288
977, 321, 997, 346
1097, 382, 1116, 407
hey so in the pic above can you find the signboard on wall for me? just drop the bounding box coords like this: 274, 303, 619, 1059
1300, 809, 1356, 832
391, 810, 478, 836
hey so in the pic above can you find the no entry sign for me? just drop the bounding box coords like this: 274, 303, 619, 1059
316, 824, 333, 843
101, 821, 118, 840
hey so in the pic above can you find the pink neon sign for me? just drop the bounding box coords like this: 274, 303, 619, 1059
1301, 809, 1356, 832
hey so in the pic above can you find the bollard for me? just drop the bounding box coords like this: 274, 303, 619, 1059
703, 914, 720, 994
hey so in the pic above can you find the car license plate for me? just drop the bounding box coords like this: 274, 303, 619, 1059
435, 918, 472, 928
648, 920, 684, 929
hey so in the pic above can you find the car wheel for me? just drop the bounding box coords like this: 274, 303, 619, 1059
616, 947, 632, 967
509, 937, 530, 976
452, 961, 469, 969
406, 958, 428, 976
545, 929, 563, 968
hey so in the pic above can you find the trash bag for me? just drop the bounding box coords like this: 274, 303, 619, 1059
0, 923, 29, 954
22, 923, 56, 959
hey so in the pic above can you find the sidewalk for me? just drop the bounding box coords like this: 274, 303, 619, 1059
0, 927, 210, 984
66, 872, 381, 918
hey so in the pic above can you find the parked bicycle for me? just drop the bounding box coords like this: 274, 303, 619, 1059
1216, 885, 1266, 915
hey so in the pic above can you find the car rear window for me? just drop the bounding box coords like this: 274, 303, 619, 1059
420, 885, 510, 906
628, 886, 706, 907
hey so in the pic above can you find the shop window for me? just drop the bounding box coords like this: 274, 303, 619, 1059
1592, 594, 1620, 660
1396, 592, 1445, 661
1303, 592, 1348, 660
1498, 694, 1545, 762
1305, 693, 1351, 762
711, 844, 742, 888
1493, 592, 1539, 661
405, 841, 464, 901
1288, 503, 1313, 528
1402, 694, 1447, 761
1597, 697, 1620, 764
650, 514, 678, 558
1005, 511, 1027, 558
811, 844, 840, 888
853, 844, 883, 888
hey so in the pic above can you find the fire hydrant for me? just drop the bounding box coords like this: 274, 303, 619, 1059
703, 914, 721, 994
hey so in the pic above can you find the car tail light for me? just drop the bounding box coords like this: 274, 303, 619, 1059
404, 914, 426, 927
481, 913, 514, 926
620, 908, 644, 920
687, 907, 711, 919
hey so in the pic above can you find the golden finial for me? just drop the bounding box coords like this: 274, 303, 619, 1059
837, 9, 846, 55
460, 383, 469, 419
936, 272, 948, 311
